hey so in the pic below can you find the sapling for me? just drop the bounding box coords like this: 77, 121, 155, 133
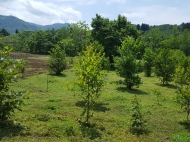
153, 89, 164, 105
74, 45, 106, 125
130, 95, 147, 135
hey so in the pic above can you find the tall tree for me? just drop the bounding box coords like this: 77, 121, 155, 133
91, 14, 139, 64
68, 21, 90, 56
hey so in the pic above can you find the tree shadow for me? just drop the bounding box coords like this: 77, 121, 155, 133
75, 101, 110, 112
79, 122, 105, 140
0, 120, 26, 140
179, 121, 190, 131
130, 128, 150, 137
154, 83, 177, 89
116, 87, 148, 95
48, 73, 67, 77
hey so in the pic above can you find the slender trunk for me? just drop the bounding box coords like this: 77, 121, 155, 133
187, 101, 189, 121
86, 83, 90, 123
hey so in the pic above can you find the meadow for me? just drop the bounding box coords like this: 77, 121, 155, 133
1, 54, 190, 142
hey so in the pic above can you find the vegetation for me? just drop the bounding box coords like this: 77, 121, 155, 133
114, 37, 142, 89
130, 95, 147, 135
74, 45, 106, 124
47, 45, 67, 75
1, 13, 190, 141
0, 46, 26, 121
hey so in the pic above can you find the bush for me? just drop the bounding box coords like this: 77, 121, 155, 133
0, 46, 27, 121
47, 45, 67, 75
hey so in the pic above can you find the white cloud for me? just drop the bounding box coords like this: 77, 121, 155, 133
106, 0, 126, 5
122, 5, 190, 25
0, 0, 82, 25
52, 0, 96, 6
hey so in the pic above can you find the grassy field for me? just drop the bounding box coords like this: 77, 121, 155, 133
1, 57, 190, 142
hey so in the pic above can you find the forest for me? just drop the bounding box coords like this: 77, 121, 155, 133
1, 14, 190, 141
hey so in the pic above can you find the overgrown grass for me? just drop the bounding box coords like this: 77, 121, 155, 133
1, 66, 189, 141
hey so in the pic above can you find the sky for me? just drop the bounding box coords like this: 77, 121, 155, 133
0, 0, 190, 26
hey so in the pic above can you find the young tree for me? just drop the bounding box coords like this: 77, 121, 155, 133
130, 95, 147, 135
176, 84, 190, 121
47, 45, 67, 75
0, 46, 26, 121
17, 59, 28, 78
74, 45, 106, 125
154, 48, 177, 85
175, 56, 190, 89
114, 37, 142, 89
143, 47, 156, 77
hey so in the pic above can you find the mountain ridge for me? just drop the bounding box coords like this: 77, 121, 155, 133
0, 15, 68, 34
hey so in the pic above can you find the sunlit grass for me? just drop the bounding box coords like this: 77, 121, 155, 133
1, 67, 189, 142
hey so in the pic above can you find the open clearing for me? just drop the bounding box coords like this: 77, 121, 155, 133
1, 54, 190, 142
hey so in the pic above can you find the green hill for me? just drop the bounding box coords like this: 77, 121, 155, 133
0, 15, 68, 34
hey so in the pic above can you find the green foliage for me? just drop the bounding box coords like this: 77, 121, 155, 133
114, 37, 142, 89
74, 45, 106, 124
91, 14, 139, 64
130, 95, 147, 135
176, 84, 190, 121
17, 59, 28, 78
179, 29, 190, 56
0, 46, 27, 121
175, 67, 190, 89
154, 48, 177, 85
143, 47, 155, 77
153, 89, 164, 105
90, 41, 110, 70
68, 21, 90, 56
47, 45, 67, 75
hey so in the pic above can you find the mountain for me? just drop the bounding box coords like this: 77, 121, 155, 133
0, 15, 68, 34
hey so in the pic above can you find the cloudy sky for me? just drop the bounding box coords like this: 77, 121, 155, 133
0, 0, 190, 26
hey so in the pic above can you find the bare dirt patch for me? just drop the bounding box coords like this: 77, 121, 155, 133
9, 52, 72, 77
10, 53, 48, 77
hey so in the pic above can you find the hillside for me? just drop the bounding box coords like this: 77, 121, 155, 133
0, 15, 68, 34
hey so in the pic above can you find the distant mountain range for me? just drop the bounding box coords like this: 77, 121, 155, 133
0, 15, 68, 34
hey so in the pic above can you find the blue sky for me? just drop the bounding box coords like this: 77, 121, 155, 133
0, 0, 190, 26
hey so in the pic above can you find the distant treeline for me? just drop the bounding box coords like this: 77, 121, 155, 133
0, 15, 190, 61
136, 22, 190, 32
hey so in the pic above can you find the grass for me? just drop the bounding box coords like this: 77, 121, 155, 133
1, 66, 190, 141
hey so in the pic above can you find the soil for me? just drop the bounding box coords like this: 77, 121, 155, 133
9, 52, 72, 77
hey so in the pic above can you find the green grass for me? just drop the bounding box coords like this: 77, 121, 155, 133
1, 67, 190, 142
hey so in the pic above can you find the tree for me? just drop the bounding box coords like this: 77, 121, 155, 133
130, 95, 147, 135
47, 45, 67, 75
74, 45, 106, 125
154, 48, 178, 85
91, 14, 139, 65
15, 29, 19, 34
0, 46, 26, 121
174, 56, 190, 89
143, 47, 156, 77
176, 84, 190, 121
179, 29, 190, 56
17, 59, 28, 78
114, 37, 142, 89
68, 21, 90, 56
175, 56, 190, 122
141, 23, 150, 32
0, 28, 10, 36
